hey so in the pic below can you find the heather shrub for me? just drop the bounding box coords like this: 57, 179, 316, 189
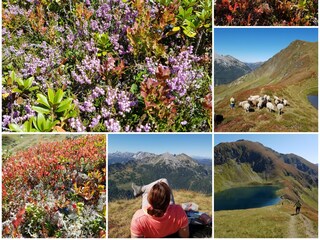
2, 0, 212, 132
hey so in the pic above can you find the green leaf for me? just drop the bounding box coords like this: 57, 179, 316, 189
16, 77, 24, 88
130, 83, 138, 94
178, 6, 185, 16
12, 88, 22, 93
32, 106, 51, 114
32, 117, 40, 131
48, 88, 55, 104
54, 89, 65, 104
29, 86, 39, 91
36, 94, 50, 108
9, 123, 22, 132
182, 26, 196, 38
56, 98, 73, 112
23, 118, 33, 132
10, 71, 16, 82
186, 7, 193, 16
37, 113, 45, 131
25, 77, 34, 89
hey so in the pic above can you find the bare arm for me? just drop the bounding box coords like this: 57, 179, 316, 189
178, 225, 189, 238
131, 232, 143, 238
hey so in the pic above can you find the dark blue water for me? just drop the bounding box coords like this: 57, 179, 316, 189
215, 186, 281, 211
307, 95, 318, 109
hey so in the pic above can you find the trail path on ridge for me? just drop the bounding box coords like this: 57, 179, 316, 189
287, 212, 317, 238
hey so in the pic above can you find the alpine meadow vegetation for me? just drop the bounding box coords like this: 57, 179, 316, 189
214, 0, 318, 26
2, 0, 212, 132
2, 135, 106, 238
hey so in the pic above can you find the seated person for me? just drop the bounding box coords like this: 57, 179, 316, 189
130, 178, 189, 238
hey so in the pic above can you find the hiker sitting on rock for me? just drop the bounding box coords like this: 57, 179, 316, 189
130, 178, 189, 238
294, 200, 302, 214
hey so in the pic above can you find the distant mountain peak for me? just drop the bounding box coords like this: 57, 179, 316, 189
214, 53, 257, 85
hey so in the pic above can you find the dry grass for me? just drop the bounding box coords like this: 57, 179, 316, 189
215, 201, 318, 238
2, 134, 78, 154
108, 190, 212, 238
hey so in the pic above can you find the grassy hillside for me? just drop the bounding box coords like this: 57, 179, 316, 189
108, 189, 212, 238
215, 199, 318, 238
2, 134, 80, 154
215, 160, 266, 192
214, 41, 318, 132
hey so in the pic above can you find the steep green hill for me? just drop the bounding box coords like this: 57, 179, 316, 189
214, 140, 318, 200
108, 189, 212, 238
214, 40, 318, 132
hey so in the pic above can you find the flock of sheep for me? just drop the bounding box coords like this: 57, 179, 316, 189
238, 95, 289, 115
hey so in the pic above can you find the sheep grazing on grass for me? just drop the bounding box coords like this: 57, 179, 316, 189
277, 103, 284, 115
248, 95, 260, 101
243, 102, 251, 112
258, 98, 267, 109
266, 95, 271, 102
236, 94, 288, 114
238, 101, 248, 107
266, 102, 275, 112
248, 99, 259, 107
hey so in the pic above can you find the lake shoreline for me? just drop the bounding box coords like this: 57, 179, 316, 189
215, 184, 282, 211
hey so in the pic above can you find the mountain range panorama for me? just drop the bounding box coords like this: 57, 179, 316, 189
108, 152, 212, 201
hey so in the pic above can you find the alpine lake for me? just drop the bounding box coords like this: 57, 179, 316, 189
215, 185, 281, 211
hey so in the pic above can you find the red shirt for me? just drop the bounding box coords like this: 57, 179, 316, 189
130, 204, 189, 238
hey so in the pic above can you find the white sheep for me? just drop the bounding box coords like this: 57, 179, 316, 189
258, 98, 267, 109
275, 99, 280, 105
248, 95, 260, 101
266, 95, 271, 102
277, 103, 284, 115
249, 99, 259, 107
238, 101, 248, 107
266, 102, 275, 112
273, 95, 279, 100
283, 99, 288, 106
243, 102, 251, 112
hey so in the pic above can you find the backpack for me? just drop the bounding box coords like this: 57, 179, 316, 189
186, 210, 212, 238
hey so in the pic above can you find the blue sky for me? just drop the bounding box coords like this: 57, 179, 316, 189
215, 28, 318, 62
109, 134, 212, 158
214, 134, 318, 164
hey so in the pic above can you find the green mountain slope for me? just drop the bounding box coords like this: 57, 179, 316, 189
108, 189, 212, 238
214, 40, 318, 132
214, 140, 318, 200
